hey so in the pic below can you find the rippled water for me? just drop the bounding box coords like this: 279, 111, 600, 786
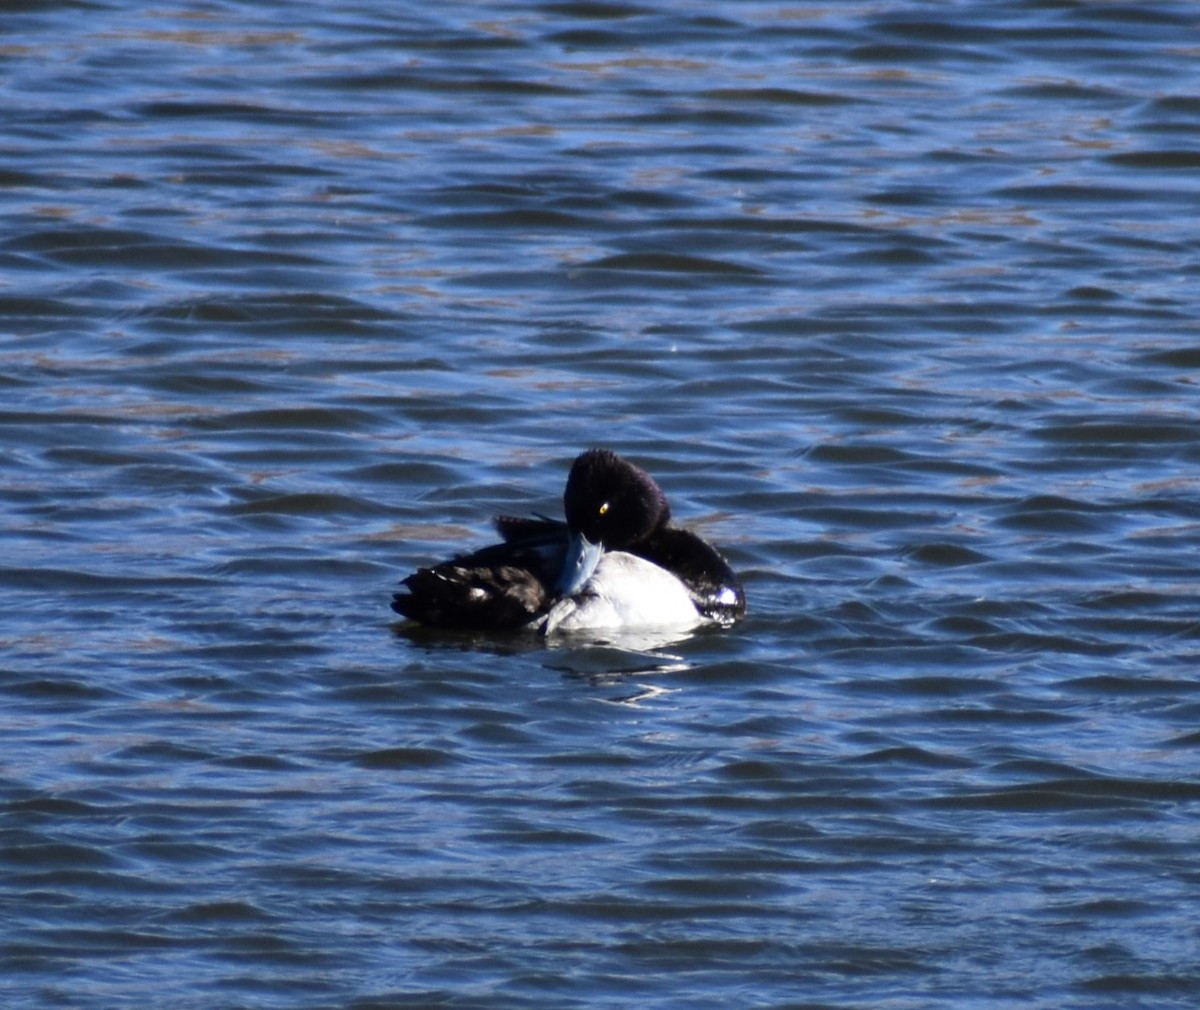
3, 2, 1200, 1007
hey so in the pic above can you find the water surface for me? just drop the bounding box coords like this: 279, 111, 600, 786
3, 2, 1200, 1008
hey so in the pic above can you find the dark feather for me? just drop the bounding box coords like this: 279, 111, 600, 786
390, 516, 567, 630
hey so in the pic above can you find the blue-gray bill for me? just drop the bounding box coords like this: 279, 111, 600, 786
556, 530, 603, 596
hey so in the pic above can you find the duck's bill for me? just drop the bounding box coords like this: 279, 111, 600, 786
556, 531, 603, 596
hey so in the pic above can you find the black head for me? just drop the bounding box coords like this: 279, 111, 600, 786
562, 449, 670, 549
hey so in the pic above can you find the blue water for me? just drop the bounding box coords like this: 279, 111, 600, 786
3, 2, 1200, 1007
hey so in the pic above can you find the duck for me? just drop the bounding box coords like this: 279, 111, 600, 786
391, 448, 745, 635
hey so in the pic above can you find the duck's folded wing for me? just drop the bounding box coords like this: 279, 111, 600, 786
391, 524, 565, 630
392, 560, 549, 630
494, 514, 567, 543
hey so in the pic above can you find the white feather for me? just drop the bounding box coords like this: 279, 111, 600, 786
540, 551, 702, 635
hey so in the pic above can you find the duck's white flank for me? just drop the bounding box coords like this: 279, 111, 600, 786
540, 552, 702, 635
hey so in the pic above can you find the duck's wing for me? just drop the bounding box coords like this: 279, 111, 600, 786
494, 514, 567, 544
392, 560, 548, 630
391, 518, 567, 631
634, 526, 746, 626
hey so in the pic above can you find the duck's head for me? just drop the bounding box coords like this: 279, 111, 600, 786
556, 449, 670, 596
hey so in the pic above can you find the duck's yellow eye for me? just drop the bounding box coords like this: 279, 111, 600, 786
598, 502, 610, 516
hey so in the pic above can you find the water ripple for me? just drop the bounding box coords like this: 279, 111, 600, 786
3, 2, 1200, 1009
